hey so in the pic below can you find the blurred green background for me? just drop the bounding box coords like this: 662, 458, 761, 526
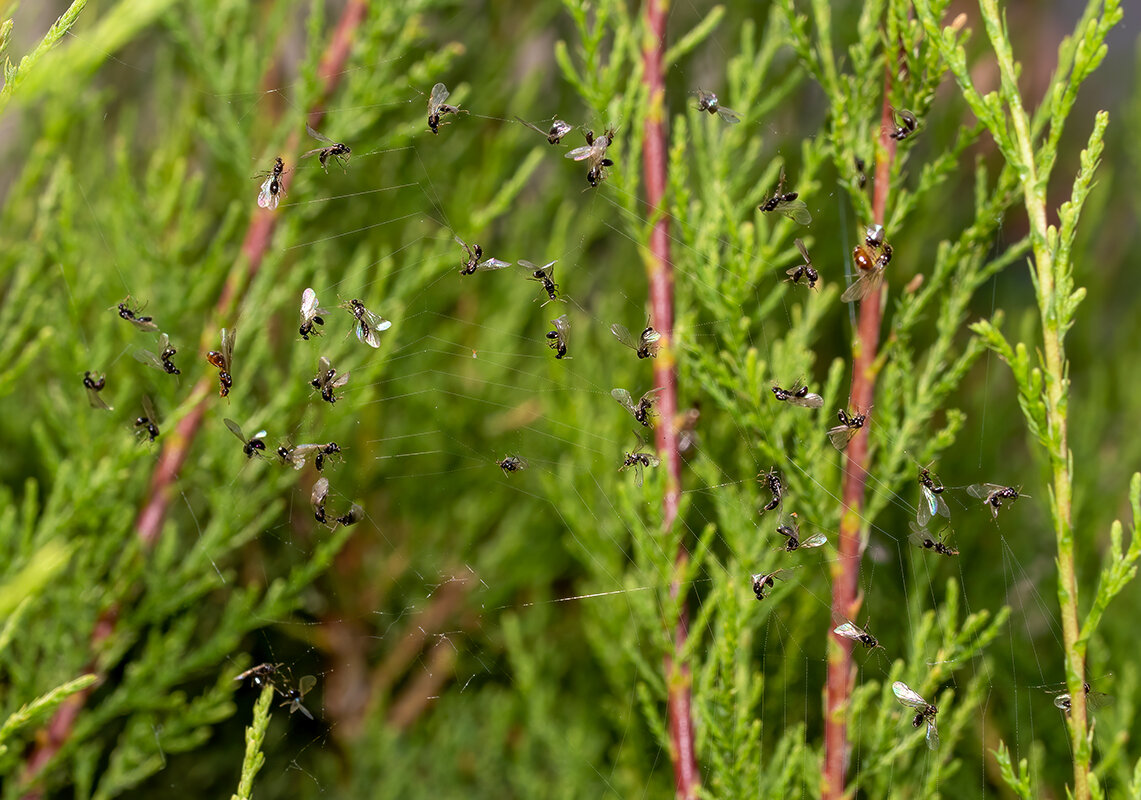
0, 0, 1139, 797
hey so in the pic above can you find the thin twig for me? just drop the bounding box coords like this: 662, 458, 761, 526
19, 3, 369, 790
641, 1, 699, 798
821, 65, 897, 800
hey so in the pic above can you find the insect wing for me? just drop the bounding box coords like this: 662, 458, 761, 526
330, 370, 351, 389
224, 418, 247, 444
133, 348, 166, 372
565, 143, 597, 162
827, 424, 858, 451
220, 328, 236, 371
476, 258, 511, 272
305, 124, 336, 146
795, 238, 812, 264
833, 621, 865, 641
840, 269, 884, 303
311, 476, 330, 508
610, 323, 638, 350
85, 386, 112, 411
429, 82, 450, 112
967, 483, 1003, 500
552, 314, 570, 341
290, 675, 317, 719
918, 485, 950, 526
300, 288, 323, 322
924, 719, 940, 750
1086, 690, 1114, 711
907, 522, 936, 550
715, 106, 741, 124
892, 681, 929, 710
764, 198, 811, 226
287, 443, 321, 470
798, 532, 828, 549
257, 176, 278, 209
611, 388, 637, 415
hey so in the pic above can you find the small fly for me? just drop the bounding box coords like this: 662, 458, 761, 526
854, 155, 867, 189
341, 298, 392, 348
497, 455, 529, 474
280, 674, 317, 720
83, 371, 112, 411
311, 356, 350, 404
456, 236, 511, 276
565, 127, 615, 187
751, 569, 785, 601
1047, 681, 1114, 716
134, 396, 160, 442
255, 157, 287, 210
676, 404, 701, 457
115, 296, 159, 332
516, 115, 574, 144
312, 476, 330, 525
759, 167, 811, 225
758, 468, 782, 512
776, 513, 827, 552
546, 314, 570, 359
233, 662, 282, 688
517, 260, 562, 306
611, 322, 662, 359
967, 483, 1026, 520
917, 466, 951, 527
908, 522, 959, 557
886, 106, 920, 141
620, 434, 660, 488
427, 83, 466, 134
827, 409, 868, 451
336, 503, 364, 528
279, 442, 340, 471
205, 327, 236, 397
612, 387, 663, 428
299, 288, 330, 340
302, 124, 351, 173
892, 681, 939, 750
833, 619, 883, 652
224, 418, 267, 459
785, 238, 819, 289
692, 89, 741, 124
771, 378, 823, 409
133, 333, 181, 375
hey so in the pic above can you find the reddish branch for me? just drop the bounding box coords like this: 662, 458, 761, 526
642, 1, 699, 798
821, 69, 898, 800
20, 2, 368, 792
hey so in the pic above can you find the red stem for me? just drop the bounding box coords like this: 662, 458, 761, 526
821, 67, 897, 800
20, 3, 368, 791
642, 2, 699, 798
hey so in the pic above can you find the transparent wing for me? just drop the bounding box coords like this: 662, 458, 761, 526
301, 288, 320, 320
795, 238, 811, 262
552, 315, 570, 339
298, 675, 317, 696
641, 327, 662, 345
289, 444, 322, 470
828, 425, 858, 451
967, 483, 999, 499
429, 82, 449, 109
220, 328, 236, 369
840, 269, 884, 303
788, 391, 824, 409
611, 323, 637, 350
476, 258, 512, 272
799, 533, 828, 549
86, 387, 112, 411
632, 462, 644, 488
777, 200, 812, 226
515, 116, 548, 136
1087, 691, 1114, 711
643, 454, 661, 467
330, 371, 351, 388
908, 522, 933, 549
306, 124, 336, 145
892, 681, 928, 709
338, 504, 364, 526
917, 487, 935, 527
257, 177, 276, 209
716, 106, 741, 124
133, 348, 165, 372
833, 622, 863, 640
565, 144, 595, 161
611, 388, 636, 414
925, 720, 940, 750
127, 316, 159, 333
311, 477, 329, 508
224, 418, 246, 443
358, 324, 383, 349
317, 357, 333, 377
639, 387, 664, 408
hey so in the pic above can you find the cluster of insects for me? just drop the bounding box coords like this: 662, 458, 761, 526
85, 82, 1062, 747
